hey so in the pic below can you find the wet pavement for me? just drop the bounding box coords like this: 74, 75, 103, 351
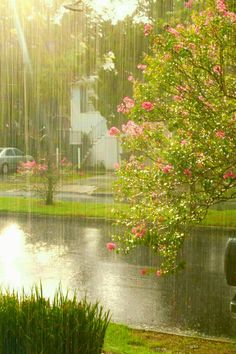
0, 214, 235, 339
0, 190, 114, 204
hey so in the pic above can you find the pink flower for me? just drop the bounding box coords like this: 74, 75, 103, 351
117, 97, 135, 114
141, 101, 154, 111
223, 171, 236, 179
128, 75, 134, 82
117, 103, 127, 113
144, 23, 153, 36
123, 96, 135, 109
213, 65, 222, 75
216, 0, 227, 14
215, 130, 225, 138
156, 270, 162, 277
185, 0, 194, 8
131, 224, 146, 238
106, 242, 116, 251
114, 163, 120, 170
173, 95, 183, 102
173, 43, 183, 53
166, 26, 180, 37
23, 160, 37, 169
177, 85, 188, 92
181, 139, 187, 145
137, 63, 147, 71
140, 268, 148, 276
109, 126, 121, 136
122, 120, 143, 137
162, 164, 173, 173
184, 168, 192, 177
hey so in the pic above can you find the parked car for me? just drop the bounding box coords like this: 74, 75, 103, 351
0, 147, 34, 174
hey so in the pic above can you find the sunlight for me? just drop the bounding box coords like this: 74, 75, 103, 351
89, 0, 138, 23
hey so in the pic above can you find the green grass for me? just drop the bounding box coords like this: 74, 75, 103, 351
201, 209, 236, 228
0, 196, 127, 219
0, 196, 235, 227
104, 323, 236, 354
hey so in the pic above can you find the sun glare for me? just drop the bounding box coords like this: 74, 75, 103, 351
90, 0, 138, 23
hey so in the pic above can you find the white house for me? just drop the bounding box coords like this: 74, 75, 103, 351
69, 76, 121, 170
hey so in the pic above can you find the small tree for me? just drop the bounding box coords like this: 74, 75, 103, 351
18, 157, 72, 205
108, 0, 236, 275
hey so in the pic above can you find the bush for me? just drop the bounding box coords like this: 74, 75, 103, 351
108, 0, 236, 275
0, 285, 110, 354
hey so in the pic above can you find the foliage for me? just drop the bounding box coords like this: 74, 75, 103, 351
18, 157, 73, 205
0, 285, 110, 354
109, 0, 236, 275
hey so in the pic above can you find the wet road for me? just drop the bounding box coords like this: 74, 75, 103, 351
0, 214, 235, 338
0, 190, 114, 203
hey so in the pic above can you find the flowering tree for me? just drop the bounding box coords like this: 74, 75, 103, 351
18, 157, 72, 205
108, 0, 236, 275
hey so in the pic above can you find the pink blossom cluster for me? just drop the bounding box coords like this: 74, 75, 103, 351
19, 160, 48, 174
131, 224, 146, 238
141, 101, 154, 111
213, 65, 222, 75
166, 26, 180, 37
162, 164, 173, 173
173, 43, 184, 53
223, 171, 236, 180
109, 126, 121, 136
215, 130, 225, 138
183, 168, 192, 177
117, 96, 135, 114
216, 0, 236, 21
177, 85, 190, 93
137, 63, 147, 71
106, 242, 116, 251
20, 160, 37, 170
173, 95, 183, 102
122, 120, 144, 137
198, 95, 214, 109
216, 0, 228, 14
128, 74, 134, 82
185, 0, 194, 9
144, 23, 153, 36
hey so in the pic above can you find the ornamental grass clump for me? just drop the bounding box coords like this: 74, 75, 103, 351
0, 285, 110, 354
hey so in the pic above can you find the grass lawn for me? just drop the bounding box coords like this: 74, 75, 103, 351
0, 196, 235, 227
104, 323, 236, 354
0, 197, 128, 219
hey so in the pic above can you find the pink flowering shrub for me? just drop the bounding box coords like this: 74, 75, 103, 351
18, 158, 73, 205
109, 0, 236, 275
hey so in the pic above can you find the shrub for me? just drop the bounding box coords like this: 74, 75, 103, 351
18, 157, 73, 205
108, 0, 236, 275
0, 285, 110, 354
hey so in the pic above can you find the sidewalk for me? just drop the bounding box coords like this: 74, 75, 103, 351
59, 173, 116, 196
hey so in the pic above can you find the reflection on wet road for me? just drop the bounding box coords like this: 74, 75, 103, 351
0, 215, 235, 338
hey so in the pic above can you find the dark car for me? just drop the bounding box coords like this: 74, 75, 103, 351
0, 147, 34, 174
